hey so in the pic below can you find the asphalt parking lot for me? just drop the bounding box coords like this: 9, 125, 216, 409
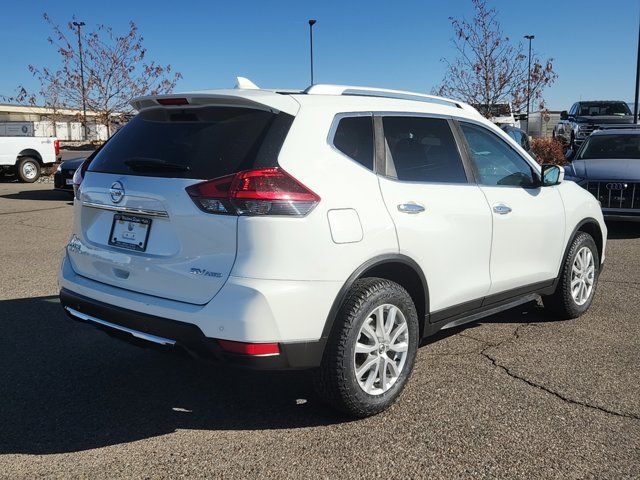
0, 182, 638, 479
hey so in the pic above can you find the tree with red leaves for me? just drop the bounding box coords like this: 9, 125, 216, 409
435, 0, 557, 119
14, 14, 182, 137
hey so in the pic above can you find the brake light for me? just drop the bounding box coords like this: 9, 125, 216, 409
186, 167, 320, 216
72, 159, 91, 199
218, 340, 280, 356
157, 97, 189, 106
54, 139, 60, 156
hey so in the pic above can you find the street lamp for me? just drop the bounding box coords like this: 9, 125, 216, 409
633, 11, 640, 124
524, 34, 535, 134
308, 19, 317, 85
73, 21, 87, 141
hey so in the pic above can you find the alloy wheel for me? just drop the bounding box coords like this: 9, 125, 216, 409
571, 246, 595, 306
353, 304, 409, 395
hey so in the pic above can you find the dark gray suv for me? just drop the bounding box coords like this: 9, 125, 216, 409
565, 129, 640, 221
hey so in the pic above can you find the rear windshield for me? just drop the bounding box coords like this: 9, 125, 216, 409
89, 107, 294, 179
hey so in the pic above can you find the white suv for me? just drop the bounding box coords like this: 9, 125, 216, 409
59, 81, 606, 417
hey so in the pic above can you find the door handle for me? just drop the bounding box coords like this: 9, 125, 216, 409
397, 203, 425, 214
493, 204, 512, 215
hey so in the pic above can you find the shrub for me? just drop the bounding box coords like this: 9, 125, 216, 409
530, 138, 566, 165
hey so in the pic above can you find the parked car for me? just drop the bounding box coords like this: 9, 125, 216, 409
500, 125, 534, 157
0, 136, 60, 182
54, 158, 85, 194
553, 101, 636, 151
565, 129, 640, 221
472, 102, 517, 127
59, 81, 607, 417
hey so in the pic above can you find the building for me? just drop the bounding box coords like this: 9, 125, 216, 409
0, 103, 124, 142
520, 110, 562, 138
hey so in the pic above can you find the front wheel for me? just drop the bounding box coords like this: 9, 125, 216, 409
543, 232, 600, 319
313, 278, 419, 418
17, 157, 41, 183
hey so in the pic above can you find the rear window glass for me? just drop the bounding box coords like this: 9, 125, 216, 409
332, 116, 374, 170
89, 107, 294, 179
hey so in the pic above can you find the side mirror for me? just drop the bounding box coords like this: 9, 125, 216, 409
560, 111, 568, 120
565, 148, 575, 161
541, 164, 564, 186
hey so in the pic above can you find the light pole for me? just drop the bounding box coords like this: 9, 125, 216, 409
73, 21, 87, 141
524, 35, 535, 134
308, 19, 317, 85
633, 10, 640, 124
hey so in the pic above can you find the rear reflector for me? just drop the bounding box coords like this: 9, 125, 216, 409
186, 167, 320, 216
218, 340, 280, 356
157, 97, 189, 106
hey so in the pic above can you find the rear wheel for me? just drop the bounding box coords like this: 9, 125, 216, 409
543, 232, 599, 319
313, 278, 419, 418
17, 157, 40, 183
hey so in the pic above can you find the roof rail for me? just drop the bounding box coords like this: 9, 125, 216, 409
304, 84, 479, 113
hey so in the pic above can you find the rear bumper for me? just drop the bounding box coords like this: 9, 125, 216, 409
60, 288, 326, 369
53, 171, 73, 190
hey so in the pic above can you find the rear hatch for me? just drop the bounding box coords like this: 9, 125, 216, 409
68, 94, 297, 305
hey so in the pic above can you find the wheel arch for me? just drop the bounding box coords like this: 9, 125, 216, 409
17, 149, 43, 165
555, 217, 604, 285
321, 254, 430, 340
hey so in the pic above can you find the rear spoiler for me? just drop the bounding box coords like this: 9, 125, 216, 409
131, 89, 300, 116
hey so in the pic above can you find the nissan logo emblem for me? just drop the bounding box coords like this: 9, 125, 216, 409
109, 181, 125, 203
606, 183, 627, 191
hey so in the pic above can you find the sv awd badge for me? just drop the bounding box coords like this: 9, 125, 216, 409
190, 268, 223, 278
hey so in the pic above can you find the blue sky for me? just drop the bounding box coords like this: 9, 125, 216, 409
1, 0, 638, 110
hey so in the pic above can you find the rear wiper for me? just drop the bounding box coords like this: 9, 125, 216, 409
124, 158, 190, 172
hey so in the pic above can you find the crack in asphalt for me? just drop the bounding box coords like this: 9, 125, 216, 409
458, 326, 640, 422
0, 206, 69, 216
600, 279, 640, 286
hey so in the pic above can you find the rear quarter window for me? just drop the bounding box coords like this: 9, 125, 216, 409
332, 115, 374, 171
89, 107, 293, 179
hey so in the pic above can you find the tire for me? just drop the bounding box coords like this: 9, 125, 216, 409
16, 157, 41, 183
313, 277, 419, 418
543, 232, 600, 319
569, 134, 577, 153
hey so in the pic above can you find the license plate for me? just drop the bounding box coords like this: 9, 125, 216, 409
65, 179, 74, 185
109, 214, 152, 251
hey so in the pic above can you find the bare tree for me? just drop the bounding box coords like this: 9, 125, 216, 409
434, 0, 557, 118
2, 74, 65, 137
22, 14, 182, 137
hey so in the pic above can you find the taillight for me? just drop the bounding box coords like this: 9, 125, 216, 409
73, 159, 91, 199
157, 97, 189, 106
218, 340, 280, 356
186, 167, 320, 216
54, 139, 60, 156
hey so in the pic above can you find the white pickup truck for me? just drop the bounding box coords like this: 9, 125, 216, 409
0, 136, 60, 182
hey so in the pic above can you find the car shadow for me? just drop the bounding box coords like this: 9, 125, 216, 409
0, 295, 349, 455
0, 295, 562, 455
606, 221, 640, 239
0, 188, 73, 202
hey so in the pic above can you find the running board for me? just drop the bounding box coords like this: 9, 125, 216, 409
65, 306, 177, 346
440, 294, 539, 330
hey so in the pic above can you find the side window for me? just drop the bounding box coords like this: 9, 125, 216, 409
332, 116, 374, 171
381, 116, 467, 183
459, 122, 537, 188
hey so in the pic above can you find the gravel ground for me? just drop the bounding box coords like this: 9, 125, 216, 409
0, 182, 638, 479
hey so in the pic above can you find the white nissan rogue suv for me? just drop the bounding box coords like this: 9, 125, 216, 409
59, 80, 606, 417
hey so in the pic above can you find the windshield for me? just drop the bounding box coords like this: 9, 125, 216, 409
577, 102, 631, 117
577, 135, 640, 160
